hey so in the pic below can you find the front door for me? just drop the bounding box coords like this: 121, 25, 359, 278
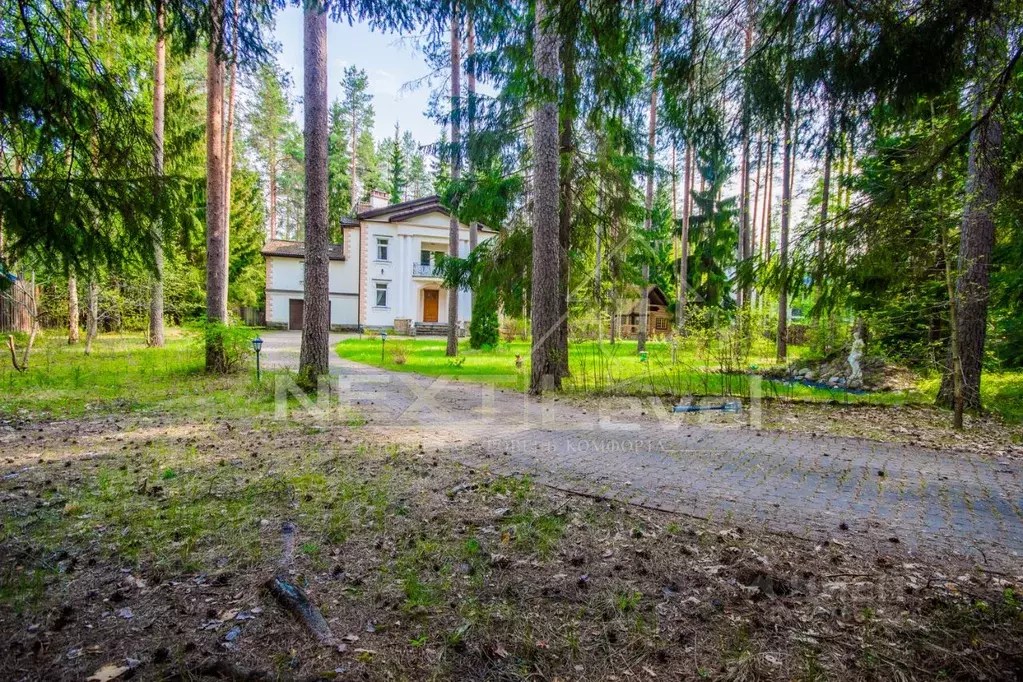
423, 290, 439, 323
289, 299, 304, 330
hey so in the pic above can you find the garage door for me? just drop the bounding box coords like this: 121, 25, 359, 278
288, 299, 304, 330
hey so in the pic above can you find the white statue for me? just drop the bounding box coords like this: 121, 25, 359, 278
848, 331, 865, 383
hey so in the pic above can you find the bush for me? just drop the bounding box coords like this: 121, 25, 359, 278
501, 317, 528, 342
469, 291, 500, 349
390, 340, 412, 365
201, 320, 253, 373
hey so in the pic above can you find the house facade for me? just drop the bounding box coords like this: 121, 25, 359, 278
262, 195, 493, 332
614, 286, 674, 338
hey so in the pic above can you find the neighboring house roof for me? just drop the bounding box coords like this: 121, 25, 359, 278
347, 195, 497, 233
620, 286, 671, 313
340, 216, 360, 227
261, 240, 345, 261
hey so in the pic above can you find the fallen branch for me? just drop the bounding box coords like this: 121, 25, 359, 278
264, 575, 335, 645
6, 326, 37, 373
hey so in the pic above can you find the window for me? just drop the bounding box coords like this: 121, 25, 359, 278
655, 317, 670, 332
374, 282, 389, 308
420, 249, 431, 266
376, 238, 389, 261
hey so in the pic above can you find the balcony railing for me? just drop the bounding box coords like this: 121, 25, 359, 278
412, 263, 442, 278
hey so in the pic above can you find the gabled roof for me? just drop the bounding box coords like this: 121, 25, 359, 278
356, 195, 440, 220
344, 194, 497, 233
261, 240, 345, 261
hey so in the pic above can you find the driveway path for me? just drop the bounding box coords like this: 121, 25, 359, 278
261, 331, 1023, 566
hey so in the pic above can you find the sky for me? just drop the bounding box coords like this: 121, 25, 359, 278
272, 6, 445, 146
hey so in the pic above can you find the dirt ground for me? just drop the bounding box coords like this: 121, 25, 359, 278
2, 408, 1022, 681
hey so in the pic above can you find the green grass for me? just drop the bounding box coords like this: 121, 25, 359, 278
336, 336, 931, 407
0, 330, 275, 418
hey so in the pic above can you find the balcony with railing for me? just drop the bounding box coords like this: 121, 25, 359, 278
412, 262, 442, 278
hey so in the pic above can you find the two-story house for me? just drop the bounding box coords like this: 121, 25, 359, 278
262, 195, 494, 332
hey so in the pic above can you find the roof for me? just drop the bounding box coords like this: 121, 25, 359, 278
347, 195, 497, 233
261, 240, 345, 261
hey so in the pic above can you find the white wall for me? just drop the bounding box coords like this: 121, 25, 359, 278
265, 254, 360, 327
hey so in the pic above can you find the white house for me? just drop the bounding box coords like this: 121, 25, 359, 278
262, 195, 494, 332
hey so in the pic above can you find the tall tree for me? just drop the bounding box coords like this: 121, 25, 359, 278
149, 0, 166, 347
445, 5, 462, 357
327, 99, 351, 237
938, 18, 1007, 410
339, 66, 374, 210
466, 15, 478, 251
223, 0, 240, 288
299, 0, 330, 382
529, 0, 561, 393
244, 64, 293, 241
776, 28, 794, 363
206, 0, 228, 371
638, 1, 659, 352
387, 121, 406, 204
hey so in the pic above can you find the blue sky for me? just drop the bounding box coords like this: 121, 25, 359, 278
272, 6, 445, 146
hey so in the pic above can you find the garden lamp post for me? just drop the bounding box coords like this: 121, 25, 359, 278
381, 331, 387, 363
252, 336, 263, 382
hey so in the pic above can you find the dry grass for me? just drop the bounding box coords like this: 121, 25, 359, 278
2, 410, 1022, 681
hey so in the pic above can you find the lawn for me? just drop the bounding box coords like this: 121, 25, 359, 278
337, 335, 925, 406
2, 331, 1021, 680
0, 329, 270, 419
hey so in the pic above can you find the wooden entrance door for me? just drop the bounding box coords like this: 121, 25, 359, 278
423, 290, 439, 323
288, 299, 304, 330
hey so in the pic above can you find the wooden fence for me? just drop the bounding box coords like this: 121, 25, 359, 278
0, 279, 33, 334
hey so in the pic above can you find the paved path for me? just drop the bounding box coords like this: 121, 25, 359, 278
262, 331, 1023, 566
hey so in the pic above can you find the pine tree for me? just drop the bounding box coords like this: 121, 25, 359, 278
338, 66, 374, 209
387, 121, 406, 204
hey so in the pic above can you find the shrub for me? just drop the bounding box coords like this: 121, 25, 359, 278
501, 317, 528, 342
469, 291, 500, 349
201, 320, 253, 373
390, 340, 412, 365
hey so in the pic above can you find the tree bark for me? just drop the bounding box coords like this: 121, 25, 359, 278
299, 1, 330, 382
467, 16, 478, 252
205, 0, 228, 371
737, 9, 753, 308
68, 275, 80, 344
556, 20, 576, 377
446, 5, 462, 357
84, 279, 98, 355
529, 0, 561, 394
677, 144, 693, 331
776, 72, 793, 362
223, 0, 239, 286
938, 23, 1005, 411
762, 137, 773, 260
815, 103, 834, 289
150, 0, 166, 347
638, 10, 659, 351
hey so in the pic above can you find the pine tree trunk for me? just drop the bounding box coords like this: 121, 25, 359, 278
763, 138, 773, 260
205, 0, 228, 371
638, 15, 659, 352
529, 0, 561, 394
223, 0, 239, 285
556, 28, 576, 377
815, 104, 834, 289
150, 0, 166, 347
750, 133, 763, 304
777, 75, 793, 362
737, 12, 752, 307
84, 280, 98, 355
446, 5, 462, 357
467, 16, 478, 252
68, 276, 79, 344
938, 22, 1005, 410
299, 0, 330, 382
676, 144, 693, 331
